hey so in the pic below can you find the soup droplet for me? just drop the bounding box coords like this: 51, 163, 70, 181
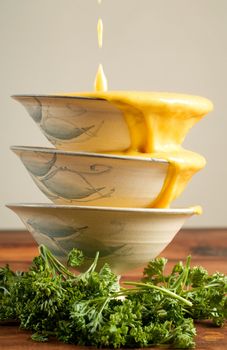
94, 64, 108, 92
97, 18, 103, 48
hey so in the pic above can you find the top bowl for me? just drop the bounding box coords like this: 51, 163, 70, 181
12, 95, 129, 152
12, 93, 213, 153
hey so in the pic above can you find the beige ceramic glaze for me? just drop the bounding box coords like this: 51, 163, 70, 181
12, 95, 130, 152
11, 146, 168, 208
7, 204, 198, 273
12, 93, 212, 154
12, 93, 213, 208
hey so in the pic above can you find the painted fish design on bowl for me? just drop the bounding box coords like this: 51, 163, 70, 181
12, 95, 131, 152
11, 146, 168, 208
7, 204, 198, 273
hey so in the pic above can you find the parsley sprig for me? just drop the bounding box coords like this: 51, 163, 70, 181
0, 245, 226, 348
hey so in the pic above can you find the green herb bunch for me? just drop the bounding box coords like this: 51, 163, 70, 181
0, 246, 226, 348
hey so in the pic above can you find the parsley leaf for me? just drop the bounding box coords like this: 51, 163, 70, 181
0, 246, 226, 348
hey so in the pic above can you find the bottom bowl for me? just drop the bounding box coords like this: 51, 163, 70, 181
7, 204, 199, 273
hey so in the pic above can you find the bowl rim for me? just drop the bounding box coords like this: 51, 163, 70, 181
10, 145, 168, 163
11, 93, 213, 113
12, 94, 105, 101
6, 203, 199, 215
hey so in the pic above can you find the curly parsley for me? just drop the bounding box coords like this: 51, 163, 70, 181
0, 245, 226, 348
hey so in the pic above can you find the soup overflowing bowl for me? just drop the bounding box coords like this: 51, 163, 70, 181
7, 203, 199, 273
12, 93, 213, 153
11, 146, 169, 208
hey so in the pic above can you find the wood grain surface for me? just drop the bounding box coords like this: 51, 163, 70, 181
0, 229, 226, 350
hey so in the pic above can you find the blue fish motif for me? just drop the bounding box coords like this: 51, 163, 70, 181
57, 237, 125, 259
42, 117, 96, 140
27, 218, 88, 238
24, 97, 42, 123
21, 152, 56, 177
41, 167, 113, 201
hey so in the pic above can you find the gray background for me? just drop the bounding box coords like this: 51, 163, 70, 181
1, 0, 227, 229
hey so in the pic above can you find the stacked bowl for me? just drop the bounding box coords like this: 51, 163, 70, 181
8, 93, 212, 272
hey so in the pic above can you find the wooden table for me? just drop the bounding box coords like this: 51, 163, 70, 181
0, 229, 226, 350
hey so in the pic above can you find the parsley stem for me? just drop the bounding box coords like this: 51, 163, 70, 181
83, 252, 99, 274
0, 286, 10, 295
123, 281, 192, 307
39, 245, 74, 278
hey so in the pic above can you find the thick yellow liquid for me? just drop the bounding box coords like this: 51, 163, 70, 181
67, 89, 213, 209
94, 10, 107, 91
68, 12, 213, 210
97, 18, 103, 48
94, 64, 108, 92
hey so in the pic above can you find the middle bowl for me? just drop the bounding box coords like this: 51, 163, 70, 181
11, 146, 168, 208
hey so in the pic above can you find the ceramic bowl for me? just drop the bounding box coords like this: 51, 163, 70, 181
12, 93, 213, 153
7, 204, 198, 273
11, 146, 168, 208
12, 95, 130, 152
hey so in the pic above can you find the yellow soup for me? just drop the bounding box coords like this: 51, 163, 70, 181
66, 90, 213, 209
66, 19, 213, 210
